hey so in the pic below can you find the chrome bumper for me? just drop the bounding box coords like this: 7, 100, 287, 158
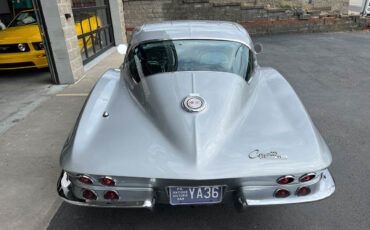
237, 169, 335, 207
57, 171, 155, 209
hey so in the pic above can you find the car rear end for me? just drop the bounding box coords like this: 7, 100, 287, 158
57, 169, 335, 210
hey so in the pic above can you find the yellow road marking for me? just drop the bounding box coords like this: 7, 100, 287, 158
56, 93, 89, 97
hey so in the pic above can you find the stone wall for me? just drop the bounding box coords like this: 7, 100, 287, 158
117, 0, 129, 44
219, 0, 350, 14
123, 0, 369, 40
110, 0, 129, 45
58, 0, 84, 81
39, 0, 83, 83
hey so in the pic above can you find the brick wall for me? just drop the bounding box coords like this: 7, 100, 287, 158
122, 0, 369, 40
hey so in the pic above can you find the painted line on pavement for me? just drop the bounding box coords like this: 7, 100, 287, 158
56, 93, 89, 97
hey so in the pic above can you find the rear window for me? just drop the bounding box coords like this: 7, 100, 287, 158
127, 40, 251, 79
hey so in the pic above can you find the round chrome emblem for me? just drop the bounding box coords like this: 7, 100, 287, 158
182, 95, 206, 112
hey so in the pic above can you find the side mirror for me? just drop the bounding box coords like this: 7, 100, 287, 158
254, 43, 263, 54
117, 44, 127, 55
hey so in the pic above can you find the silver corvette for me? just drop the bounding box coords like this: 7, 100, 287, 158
57, 21, 335, 210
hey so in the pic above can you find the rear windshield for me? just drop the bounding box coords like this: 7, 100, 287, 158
127, 40, 251, 80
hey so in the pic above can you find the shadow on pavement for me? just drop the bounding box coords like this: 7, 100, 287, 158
46, 201, 334, 230
48, 202, 260, 230
0, 67, 51, 84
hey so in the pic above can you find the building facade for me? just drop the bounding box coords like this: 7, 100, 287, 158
2, 0, 368, 84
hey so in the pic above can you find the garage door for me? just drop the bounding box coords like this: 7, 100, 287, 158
72, 0, 114, 64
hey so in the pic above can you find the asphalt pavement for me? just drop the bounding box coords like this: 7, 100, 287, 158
0, 68, 64, 135
46, 31, 370, 230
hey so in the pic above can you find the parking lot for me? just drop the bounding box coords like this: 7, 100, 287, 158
42, 32, 370, 230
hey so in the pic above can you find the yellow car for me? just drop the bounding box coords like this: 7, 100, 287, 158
0, 10, 101, 70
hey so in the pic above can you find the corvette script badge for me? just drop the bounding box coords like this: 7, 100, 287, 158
248, 149, 288, 160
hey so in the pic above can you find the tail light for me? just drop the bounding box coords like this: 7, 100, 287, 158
297, 187, 311, 196
82, 189, 97, 200
277, 175, 294, 184
274, 189, 290, 198
104, 191, 119, 200
78, 175, 93, 184
299, 173, 316, 182
100, 177, 116, 186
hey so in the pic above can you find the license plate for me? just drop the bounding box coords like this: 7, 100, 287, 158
169, 186, 222, 205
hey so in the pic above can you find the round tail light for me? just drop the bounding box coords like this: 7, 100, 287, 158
274, 189, 290, 198
277, 175, 294, 184
297, 187, 311, 196
82, 189, 97, 200
78, 175, 93, 184
104, 191, 119, 200
299, 173, 316, 182
100, 177, 115, 186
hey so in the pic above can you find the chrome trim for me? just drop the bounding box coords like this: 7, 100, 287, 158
99, 176, 116, 186
299, 172, 316, 182
276, 175, 295, 184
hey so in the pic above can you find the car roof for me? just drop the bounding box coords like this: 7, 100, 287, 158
130, 21, 253, 49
